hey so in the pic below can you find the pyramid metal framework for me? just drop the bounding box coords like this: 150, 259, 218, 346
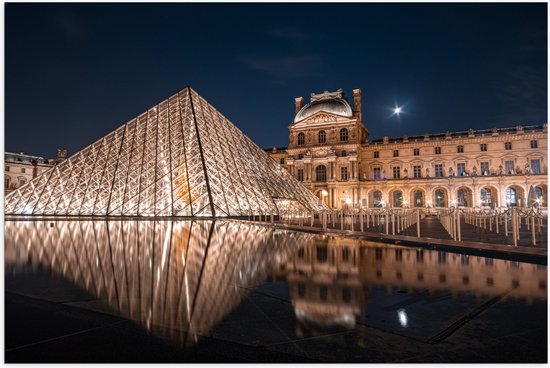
5, 87, 326, 216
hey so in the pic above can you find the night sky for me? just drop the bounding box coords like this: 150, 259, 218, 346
5, 3, 547, 159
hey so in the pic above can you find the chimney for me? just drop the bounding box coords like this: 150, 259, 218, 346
295, 96, 304, 114
57, 148, 67, 161
353, 88, 362, 121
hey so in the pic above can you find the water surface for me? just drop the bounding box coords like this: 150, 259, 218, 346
5, 219, 547, 362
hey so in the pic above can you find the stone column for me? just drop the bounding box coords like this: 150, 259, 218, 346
328, 156, 336, 181
304, 158, 312, 182
350, 157, 358, 181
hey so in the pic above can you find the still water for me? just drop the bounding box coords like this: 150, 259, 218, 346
5, 219, 548, 362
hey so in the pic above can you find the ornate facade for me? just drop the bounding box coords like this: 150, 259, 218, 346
267, 88, 548, 209
4, 151, 58, 194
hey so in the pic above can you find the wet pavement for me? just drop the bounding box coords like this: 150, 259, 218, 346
4, 219, 548, 363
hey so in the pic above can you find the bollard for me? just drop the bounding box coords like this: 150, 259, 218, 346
531, 214, 536, 246
457, 210, 461, 241
416, 209, 420, 238
512, 207, 518, 246
504, 211, 508, 236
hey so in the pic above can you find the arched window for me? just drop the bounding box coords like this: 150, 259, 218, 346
392, 191, 403, 207
413, 190, 423, 207
318, 130, 326, 144
315, 165, 327, 182
373, 190, 382, 207
297, 132, 305, 145
457, 189, 467, 207
534, 187, 543, 201
434, 189, 445, 207
480, 188, 492, 207
506, 187, 518, 206
340, 128, 349, 142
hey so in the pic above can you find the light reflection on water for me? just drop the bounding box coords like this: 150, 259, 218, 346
5, 219, 547, 349
278, 237, 546, 340
5, 220, 315, 347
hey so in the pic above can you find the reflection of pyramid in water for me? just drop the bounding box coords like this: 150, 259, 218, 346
5, 87, 325, 216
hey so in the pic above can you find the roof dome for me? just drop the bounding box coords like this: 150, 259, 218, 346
294, 90, 353, 122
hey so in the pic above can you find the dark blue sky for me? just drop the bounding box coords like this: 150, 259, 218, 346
5, 3, 547, 158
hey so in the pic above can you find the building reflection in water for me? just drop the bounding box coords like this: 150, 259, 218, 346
5, 220, 315, 347
273, 237, 547, 345
5, 220, 547, 350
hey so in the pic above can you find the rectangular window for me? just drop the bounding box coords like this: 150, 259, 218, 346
373, 151, 379, 158
480, 161, 489, 175
373, 167, 381, 180
392, 166, 400, 179
457, 163, 466, 176
297, 169, 304, 182
319, 286, 328, 300
413, 148, 420, 156
21, 168, 26, 173
279, 158, 285, 164
435, 147, 441, 154
413, 165, 421, 178
340, 166, 348, 180
480, 143, 487, 151
4, 178, 9, 188
505, 142, 512, 150
5, 166, 9, 172
531, 140, 538, 149
457, 145, 464, 153
531, 159, 541, 174
435, 164, 443, 177
505, 160, 515, 175
393, 150, 399, 157
316, 246, 328, 262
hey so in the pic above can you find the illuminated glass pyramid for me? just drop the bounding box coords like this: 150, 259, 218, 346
5, 87, 326, 216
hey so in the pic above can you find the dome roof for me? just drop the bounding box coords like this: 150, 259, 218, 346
294, 98, 353, 123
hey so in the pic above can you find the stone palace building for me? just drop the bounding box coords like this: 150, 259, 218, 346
266, 88, 547, 209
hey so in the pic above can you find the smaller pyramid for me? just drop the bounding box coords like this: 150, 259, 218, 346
5, 87, 327, 217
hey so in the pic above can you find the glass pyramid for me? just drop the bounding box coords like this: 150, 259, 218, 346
5, 87, 326, 217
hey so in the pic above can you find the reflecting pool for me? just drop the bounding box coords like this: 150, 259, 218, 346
5, 220, 548, 363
